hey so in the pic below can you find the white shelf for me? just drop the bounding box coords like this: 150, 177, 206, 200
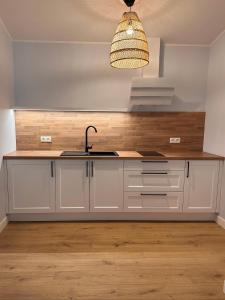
130, 77, 175, 106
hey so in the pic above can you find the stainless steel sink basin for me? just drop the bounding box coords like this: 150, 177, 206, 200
61, 151, 118, 157
89, 151, 118, 157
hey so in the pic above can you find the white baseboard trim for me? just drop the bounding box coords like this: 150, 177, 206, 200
217, 216, 225, 229
0, 217, 8, 233
8, 213, 216, 222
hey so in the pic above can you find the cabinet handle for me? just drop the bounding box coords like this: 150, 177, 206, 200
141, 161, 168, 163
50, 161, 54, 178
86, 161, 89, 177
140, 193, 168, 196
187, 161, 190, 178
91, 161, 94, 177
141, 172, 168, 175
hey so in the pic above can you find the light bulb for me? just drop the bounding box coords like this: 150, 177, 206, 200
126, 18, 134, 35
126, 27, 134, 35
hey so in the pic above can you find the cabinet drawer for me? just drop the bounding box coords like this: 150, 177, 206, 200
124, 160, 185, 171
124, 170, 184, 192
124, 192, 183, 212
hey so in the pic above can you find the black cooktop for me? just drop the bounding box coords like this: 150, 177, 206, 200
138, 151, 165, 157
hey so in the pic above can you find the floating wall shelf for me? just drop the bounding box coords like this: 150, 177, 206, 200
130, 77, 175, 106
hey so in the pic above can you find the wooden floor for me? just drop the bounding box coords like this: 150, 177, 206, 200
0, 222, 225, 300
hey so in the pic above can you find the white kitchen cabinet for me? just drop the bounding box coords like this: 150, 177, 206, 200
6, 158, 222, 218
55, 160, 89, 212
183, 160, 219, 212
7, 160, 55, 213
90, 160, 124, 212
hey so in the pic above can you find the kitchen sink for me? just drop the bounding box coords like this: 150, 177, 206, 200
89, 151, 118, 156
61, 151, 118, 157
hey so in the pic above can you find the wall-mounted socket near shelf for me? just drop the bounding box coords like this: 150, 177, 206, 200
170, 137, 181, 144
40, 136, 52, 143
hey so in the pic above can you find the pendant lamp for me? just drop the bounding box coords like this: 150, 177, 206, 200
110, 0, 149, 69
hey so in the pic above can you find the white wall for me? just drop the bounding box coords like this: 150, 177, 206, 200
160, 45, 209, 112
0, 20, 16, 222
13, 41, 209, 111
204, 31, 225, 218
13, 42, 138, 111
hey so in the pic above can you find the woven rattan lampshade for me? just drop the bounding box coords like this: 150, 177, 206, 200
110, 11, 149, 69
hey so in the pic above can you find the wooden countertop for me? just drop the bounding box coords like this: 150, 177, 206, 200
3, 150, 224, 160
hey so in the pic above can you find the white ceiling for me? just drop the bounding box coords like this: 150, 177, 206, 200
0, 0, 225, 44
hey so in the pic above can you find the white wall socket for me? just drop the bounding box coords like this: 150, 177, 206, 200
40, 136, 52, 143
170, 137, 181, 144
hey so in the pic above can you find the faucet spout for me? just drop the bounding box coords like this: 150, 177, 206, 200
85, 125, 98, 153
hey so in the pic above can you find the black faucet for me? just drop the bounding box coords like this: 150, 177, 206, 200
85, 125, 98, 153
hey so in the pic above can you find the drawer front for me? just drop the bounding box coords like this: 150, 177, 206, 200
124, 160, 185, 171
124, 170, 184, 192
124, 192, 183, 212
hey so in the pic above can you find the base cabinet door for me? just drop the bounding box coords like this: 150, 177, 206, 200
56, 160, 89, 212
184, 160, 219, 212
7, 160, 55, 213
90, 160, 123, 212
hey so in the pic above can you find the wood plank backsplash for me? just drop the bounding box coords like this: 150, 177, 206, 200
15, 111, 205, 152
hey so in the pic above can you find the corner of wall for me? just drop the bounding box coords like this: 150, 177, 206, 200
203, 30, 225, 219
0, 18, 16, 223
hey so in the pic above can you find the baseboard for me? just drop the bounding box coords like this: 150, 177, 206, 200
8, 213, 216, 222
0, 217, 8, 233
217, 216, 225, 229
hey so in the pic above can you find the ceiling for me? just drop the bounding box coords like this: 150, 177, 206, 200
0, 0, 225, 44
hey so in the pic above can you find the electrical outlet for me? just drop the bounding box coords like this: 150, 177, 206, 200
170, 137, 181, 144
40, 136, 52, 143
